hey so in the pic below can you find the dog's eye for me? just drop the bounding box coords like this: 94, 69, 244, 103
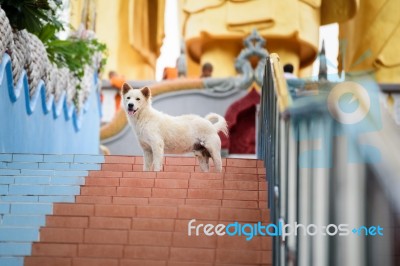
136, 98, 140, 101
127, 97, 130, 100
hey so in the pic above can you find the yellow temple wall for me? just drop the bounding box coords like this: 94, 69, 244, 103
70, 0, 165, 80
179, 0, 359, 78
339, 0, 400, 83
69, 0, 399, 83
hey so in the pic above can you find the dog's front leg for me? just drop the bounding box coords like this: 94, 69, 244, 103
151, 142, 164, 171
143, 150, 153, 171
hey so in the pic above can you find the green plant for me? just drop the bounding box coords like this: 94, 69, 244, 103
1, 0, 108, 84
0, 0, 63, 34
37, 22, 107, 76
1, 0, 108, 111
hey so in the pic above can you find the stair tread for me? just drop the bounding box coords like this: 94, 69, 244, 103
1, 153, 270, 265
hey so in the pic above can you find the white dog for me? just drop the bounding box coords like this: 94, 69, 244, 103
121, 83, 228, 172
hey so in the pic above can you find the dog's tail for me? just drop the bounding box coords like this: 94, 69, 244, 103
205, 113, 228, 136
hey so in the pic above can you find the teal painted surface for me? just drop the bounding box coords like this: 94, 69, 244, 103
0, 153, 104, 264
0, 243, 32, 256
0, 257, 24, 266
0, 53, 101, 154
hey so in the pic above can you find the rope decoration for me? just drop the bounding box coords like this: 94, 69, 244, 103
0, 8, 12, 58
0, 7, 98, 110
66, 71, 78, 106
25, 33, 47, 96
55, 67, 69, 102
81, 65, 95, 104
43, 59, 58, 100
10, 30, 29, 85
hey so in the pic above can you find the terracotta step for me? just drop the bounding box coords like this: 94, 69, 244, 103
25, 156, 271, 266
100, 156, 266, 174
80, 171, 267, 209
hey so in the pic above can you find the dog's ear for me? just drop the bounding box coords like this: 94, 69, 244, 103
141, 86, 151, 99
122, 83, 132, 95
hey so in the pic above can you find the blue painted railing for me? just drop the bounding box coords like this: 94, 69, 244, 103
258, 55, 400, 266
0, 53, 101, 154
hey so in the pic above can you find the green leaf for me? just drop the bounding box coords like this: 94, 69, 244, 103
38, 24, 56, 43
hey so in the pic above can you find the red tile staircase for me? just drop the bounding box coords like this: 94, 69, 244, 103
24, 156, 271, 266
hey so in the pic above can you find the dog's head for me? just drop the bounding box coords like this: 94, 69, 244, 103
121, 83, 151, 116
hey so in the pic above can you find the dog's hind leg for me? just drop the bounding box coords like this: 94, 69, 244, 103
151, 141, 164, 171
194, 151, 210, 172
143, 150, 153, 171
204, 136, 223, 172
193, 140, 211, 172
210, 152, 222, 172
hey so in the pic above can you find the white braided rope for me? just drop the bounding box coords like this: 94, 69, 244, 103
10, 30, 29, 85
73, 65, 94, 112
81, 65, 95, 102
13, 30, 29, 62
92, 51, 102, 70
25, 33, 47, 97
74, 88, 85, 113
66, 71, 77, 106
1, 7, 99, 109
43, 59, 58, 100
0, 7, 12, 58
55, 67, 69, 102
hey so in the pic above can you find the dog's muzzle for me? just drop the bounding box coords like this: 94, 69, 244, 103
127, 103, 138, 115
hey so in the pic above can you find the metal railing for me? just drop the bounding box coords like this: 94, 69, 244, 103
258, 54, 400, 266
